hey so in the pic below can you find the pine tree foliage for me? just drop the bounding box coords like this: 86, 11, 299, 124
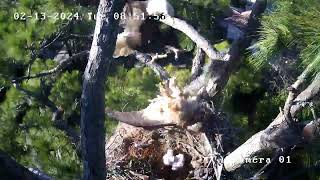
249, 0, 320, 76
0, 0, 319, 179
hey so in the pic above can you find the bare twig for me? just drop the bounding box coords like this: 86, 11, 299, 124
165, 45, 184, 60
134, 51, 170, 81
26, 20, 74, 77
12, 51, 89, 83
13, 83, 80, 145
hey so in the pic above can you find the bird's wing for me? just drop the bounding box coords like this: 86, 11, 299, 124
106, 110, 175, 128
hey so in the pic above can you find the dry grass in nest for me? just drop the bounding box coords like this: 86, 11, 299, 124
106, 122, 226, 179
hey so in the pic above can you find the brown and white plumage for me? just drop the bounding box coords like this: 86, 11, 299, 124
113, 1, 148, 58
107, 78, 200, 128
113, 0, 175, 58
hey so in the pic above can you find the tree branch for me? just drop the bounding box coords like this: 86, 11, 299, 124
13, 83, 80, 145
134, 51, 170, 81
12, 51, 89, 83
190, 47, 205, 81
0, 150, 52, 180
183, 0, 267, 98
160, 16, 220, 61
224, 72, 320, 172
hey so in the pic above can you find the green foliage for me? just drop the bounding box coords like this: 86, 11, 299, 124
0, 0, 92, 178
1, 0, 319, 178
105, 66, 160, 134
177, 33, 195, 51
165, 64, 191, 88
0, 88, 81, 179
106, 66, 160, 111
16, 107, 81, 179
214, 40, 230, 53
249, 1, 293, 70
223, 64, 262, 99
0, 88, 25, 151
254, 91, 287, 129
50, 71, 81, 118
222, 65, 264, 137
170, 0, 228, 48
249, 0, 320, 76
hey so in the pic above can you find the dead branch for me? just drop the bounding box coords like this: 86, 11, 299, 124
165, 45, 184, 60
190, 47, 205, 81
183, 0, 267, 98
0, 150, 53, 180
224, 72, 320, 172
160, 16, 220, 61
106, 110, 176, 128
12, 51, 89, 83
134, 51, 170, 80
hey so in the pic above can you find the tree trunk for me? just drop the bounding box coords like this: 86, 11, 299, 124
80, 0, 125, 180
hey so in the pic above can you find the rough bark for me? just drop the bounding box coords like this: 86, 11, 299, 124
160, 16, 220, 61
190, 47, 205, 81
80, 0, 125, 180
184, 0, 267, 99
0, 150, 52, 180
224, 72, 320, 172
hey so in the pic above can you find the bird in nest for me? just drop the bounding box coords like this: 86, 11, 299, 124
106, 78, 201, 128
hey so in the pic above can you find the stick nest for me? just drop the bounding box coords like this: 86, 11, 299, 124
106, 111, 233, 180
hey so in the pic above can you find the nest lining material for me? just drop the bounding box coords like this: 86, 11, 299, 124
106, 122, 227, 179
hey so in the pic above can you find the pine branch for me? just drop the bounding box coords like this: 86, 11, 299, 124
12, 51, 89, 83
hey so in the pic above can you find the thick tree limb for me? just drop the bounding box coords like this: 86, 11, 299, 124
291, 74, 320, 112
224, 72, 320, 172
183, 0, 267, 98
160, 17, 220, 61
80, 0, 125, 180
0, 150, 52, 180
